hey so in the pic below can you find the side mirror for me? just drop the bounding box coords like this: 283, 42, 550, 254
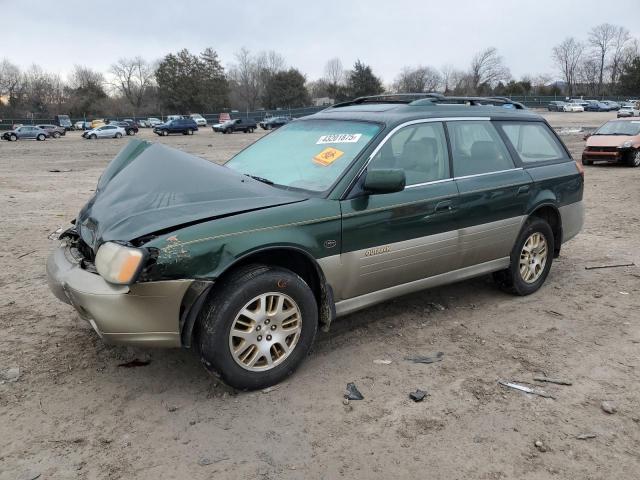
363, 169, 406, 194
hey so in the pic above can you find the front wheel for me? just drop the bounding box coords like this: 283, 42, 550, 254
162, 130, 168, 136
493, 218, 554, 296
90, 134, 97, 139
9, 134, 17, 141
53, 132, 61, 139
187, 129, 193, 135
197, 264, 318, 390
627, 149, 640, 167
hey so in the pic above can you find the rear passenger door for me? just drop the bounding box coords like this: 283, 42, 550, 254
446, 120, 532, 268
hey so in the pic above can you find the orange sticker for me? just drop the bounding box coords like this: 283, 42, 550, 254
314, 147, 344, 166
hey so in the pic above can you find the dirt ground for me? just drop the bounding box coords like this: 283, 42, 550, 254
1, 111, 639, 479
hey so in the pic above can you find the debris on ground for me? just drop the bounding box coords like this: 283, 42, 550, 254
261, 386, 279, 394
533, 377, 573, 386
167, 405, 178, 412
409, 389, 428, 402
405, 352, 444, 364
576, 433, 597, 440
344, 382, 364, 400
17, 250, 36, 259
534, 440, 548, 452
373, 359, 392, 365
545, 310, 564, 317
1, 367, 21, 383
48, 169, 72, 173
427, 302, 446, 311
584, 262, 635, 270
498, 380, 555, 399
198, 457, 212, 466
118, 359, 151, 368
601, 401, 617, 414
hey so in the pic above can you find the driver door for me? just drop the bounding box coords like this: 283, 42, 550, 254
336, 121, 461, 301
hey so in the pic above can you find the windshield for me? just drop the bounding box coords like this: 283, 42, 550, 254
595, 120, 640, 136
226, 119, 381, 192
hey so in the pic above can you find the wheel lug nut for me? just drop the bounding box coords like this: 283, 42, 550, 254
257, 335, 262, 341
256, 325, 261, 331
265, 319, 270, 324
266, 335, 272, 341
271, 325, 276, 330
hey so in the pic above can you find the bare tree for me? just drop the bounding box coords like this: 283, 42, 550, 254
323, 58, 345, 100
588, 23, 618, 95
109, 57, 155, 110
0, 59, 22, 102
552, 37, 584, 96
393, 66, 441, 93
609, 27, 631, 87
228, 48, 262, 110
579, 57, 600, 96
469, 47, 511, 93
256, 50, 286, 77
440, 64, 464, 93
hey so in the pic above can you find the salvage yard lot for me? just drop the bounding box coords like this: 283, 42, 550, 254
1, 111, 639, 479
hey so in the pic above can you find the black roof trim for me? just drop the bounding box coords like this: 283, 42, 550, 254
328, 93, 525, 110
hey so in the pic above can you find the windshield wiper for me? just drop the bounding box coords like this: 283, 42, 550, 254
244, 174, 274, 185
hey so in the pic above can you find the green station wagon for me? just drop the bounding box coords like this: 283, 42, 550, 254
47, 94, 584, 389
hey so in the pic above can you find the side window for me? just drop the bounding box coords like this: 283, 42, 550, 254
499, 122, 567, 163
369, 122, 450, 185
447, 121, 514, 177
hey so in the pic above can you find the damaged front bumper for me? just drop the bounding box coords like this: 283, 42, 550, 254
46, 243, 193, 347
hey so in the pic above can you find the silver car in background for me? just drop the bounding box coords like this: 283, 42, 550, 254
617, 104, 640, 117
82, 125, 126, 139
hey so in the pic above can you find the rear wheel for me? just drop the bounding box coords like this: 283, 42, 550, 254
37, 134, 46, 141
187, 129, 193, 135
627, 149, 640, 167
115, 132, 122, 138
9, 134, 17, 141
162, 130, 168, 136
90, 134, 97, 139
494, 218, 554, 296
53, 132, 61, 139
197, 264, 318, 390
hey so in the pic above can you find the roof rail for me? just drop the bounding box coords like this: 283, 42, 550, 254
410, 95, 526, 109
330, 93, 444, 108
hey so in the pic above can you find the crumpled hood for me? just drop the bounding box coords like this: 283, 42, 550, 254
76, 140, 306, 251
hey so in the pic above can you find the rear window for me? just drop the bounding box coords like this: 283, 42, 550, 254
498, 122, 567, 163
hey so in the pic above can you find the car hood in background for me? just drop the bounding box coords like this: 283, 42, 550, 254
76, 140, 306, 251
586, 135, 640, 148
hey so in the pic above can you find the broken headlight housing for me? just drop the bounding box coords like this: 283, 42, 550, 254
95, 242, 146, 285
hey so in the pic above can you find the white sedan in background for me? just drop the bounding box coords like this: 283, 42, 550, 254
563, 103, 585, 112
82, 125, 126, 139
190, 113, 207, 127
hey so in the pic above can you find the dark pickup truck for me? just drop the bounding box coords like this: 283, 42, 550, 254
213, 118, 257, 134
112, 121, 139, 136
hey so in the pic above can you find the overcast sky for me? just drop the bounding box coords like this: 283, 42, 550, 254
3, 0, 639, 84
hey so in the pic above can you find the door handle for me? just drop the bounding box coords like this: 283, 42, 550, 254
435, 200, 454, 212
517, 185, 530, 196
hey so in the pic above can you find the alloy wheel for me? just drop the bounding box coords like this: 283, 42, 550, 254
519, 232, 548, 283
228, 292, 302, 371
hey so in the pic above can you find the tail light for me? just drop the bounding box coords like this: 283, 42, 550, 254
575, 159, 585, 178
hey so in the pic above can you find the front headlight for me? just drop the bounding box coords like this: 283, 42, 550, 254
95, 242, 146, 285
621, 141, 632, 148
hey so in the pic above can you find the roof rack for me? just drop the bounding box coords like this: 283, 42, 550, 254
329, 93, 525, 110
330, 93, 444, 108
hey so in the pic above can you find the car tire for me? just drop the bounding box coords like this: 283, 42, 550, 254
9, 134, 17, 141
115, 132, 122, 138
53, 132, 61, 139
90, 134, 97, 139
626, 149, 640, 168
582, 159, 593, 166
162, 130, 168, 136
493, 217, 554, 296
126, 130, 133, 136
37, 134, 46, 141
197, 264, 318, 390
187, 129, 193, 135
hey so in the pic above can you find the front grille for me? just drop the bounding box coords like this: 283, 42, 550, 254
587, 146, 618, 153
77, 238, 95, 263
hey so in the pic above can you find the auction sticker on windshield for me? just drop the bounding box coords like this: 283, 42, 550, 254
316, 134, 362, 144
314, 147, 344, 166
